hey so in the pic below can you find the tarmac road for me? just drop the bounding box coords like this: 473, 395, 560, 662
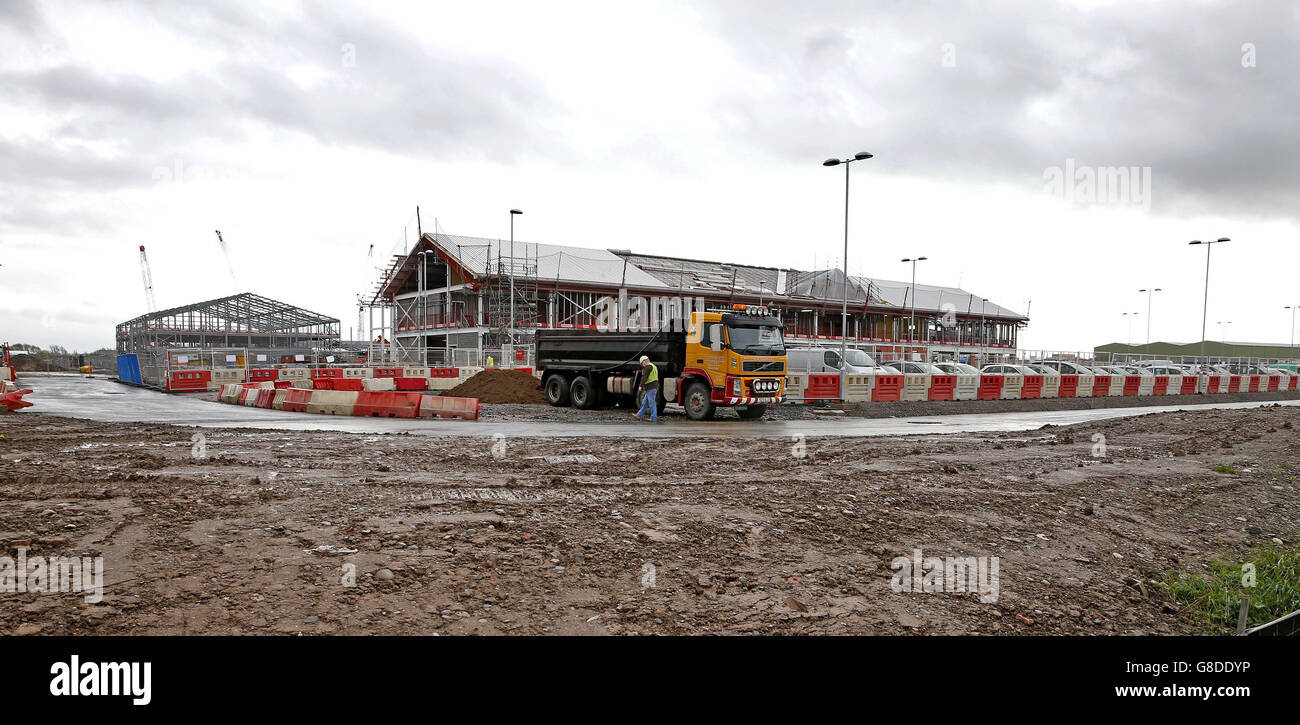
13, 372, 1300, 438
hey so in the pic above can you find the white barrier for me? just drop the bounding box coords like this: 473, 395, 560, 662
208, 368, 243, 391
999, 374, 1024, 400
427, 376, 461, 392
845, 374, 874, 403
1165, 375, 1183, 395
279, 367, 309, 380
0, 366, 12, 382
1075, 374, 1094, 397
1040, 375, 1060, 398
783, 374, 808, 402
362, 377, 396, 391
1107, 375, 1125, 397
343, 367, 374, 379
458, 366, 485, 382
900, 374, 929, 402
1136, 376, 1155, 395
953, 374, 979, 401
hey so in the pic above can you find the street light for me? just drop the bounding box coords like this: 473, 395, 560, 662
1138, 287, 1162, 356
508, 209, 522, 353
823, 151, 873, 399
1286, 305, 1299, 359
1188, 237, 1230, 362
1122, 312, 1140, 346
901, 256, 928, 344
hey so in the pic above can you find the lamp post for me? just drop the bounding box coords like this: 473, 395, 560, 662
508, 209, 522, 355
901, 256, 927, 344
1122, 312, 1139, 346
822, 151, 873, 399
1286, 305, 1299, 360
1138, 287, 1161, 356
1188, 237, 1230, 362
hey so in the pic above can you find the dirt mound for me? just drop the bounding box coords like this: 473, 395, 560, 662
445, 369, 546, 404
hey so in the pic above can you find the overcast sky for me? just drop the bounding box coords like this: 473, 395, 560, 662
3, 0, 1298, 353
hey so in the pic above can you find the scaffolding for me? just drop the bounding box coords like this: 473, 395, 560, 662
484, 242, 539, 348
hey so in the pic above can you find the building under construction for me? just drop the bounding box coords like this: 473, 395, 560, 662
116, 293, 345, 386
369, 232, 1027, 366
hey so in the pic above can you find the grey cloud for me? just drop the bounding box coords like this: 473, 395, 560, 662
0, 0, 569, 199
697, 0, 1300, 220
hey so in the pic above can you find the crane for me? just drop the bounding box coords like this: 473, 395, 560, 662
214, 230, 240, 290
138, 245, 157, 312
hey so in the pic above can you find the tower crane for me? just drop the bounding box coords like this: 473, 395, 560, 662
138, 245, 157, 312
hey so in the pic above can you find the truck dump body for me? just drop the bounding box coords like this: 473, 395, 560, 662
535, 329, 687, 377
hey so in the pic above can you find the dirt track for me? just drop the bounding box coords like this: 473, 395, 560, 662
1, 404, 1297, 635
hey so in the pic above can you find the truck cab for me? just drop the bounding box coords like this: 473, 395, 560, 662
676, 305, 786, 420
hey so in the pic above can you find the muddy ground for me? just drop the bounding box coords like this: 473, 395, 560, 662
1, 404, 1297, 635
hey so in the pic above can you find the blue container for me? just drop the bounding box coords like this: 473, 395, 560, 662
117, 354, 143, 384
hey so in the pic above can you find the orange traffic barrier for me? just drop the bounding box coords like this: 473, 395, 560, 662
1021, 374, 1044, 399
928, 374, 956, 401
254, 388, 276, 409
1227, 375, 1242, 393
1056, 375, 1079, 398
804, 373, 840, 400
1179, 376, 1198, 395
870, 374, 903, 402
2, 386, 33, 411
394, 377, 428, 391
416, 395, 482, 420
1091, 375, 1110, 397
354, 391, 422, 418
976, 375, 1003, 400
282, 388, 312, 412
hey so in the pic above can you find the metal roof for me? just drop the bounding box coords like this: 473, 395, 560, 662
118, 292, 338, 332
430, 233, 669, 289
377, 233, 1025, 321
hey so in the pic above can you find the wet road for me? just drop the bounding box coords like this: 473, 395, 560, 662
11, 373, 1300, 439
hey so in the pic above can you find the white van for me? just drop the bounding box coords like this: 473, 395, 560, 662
785, 347, 897, 375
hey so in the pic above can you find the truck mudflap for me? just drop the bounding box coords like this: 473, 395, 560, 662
724, 396, 782, 405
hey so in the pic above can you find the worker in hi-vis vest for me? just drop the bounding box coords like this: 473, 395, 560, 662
634, 355, 660, 422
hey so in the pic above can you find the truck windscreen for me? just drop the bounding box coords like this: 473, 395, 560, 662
727, 325, 785, 355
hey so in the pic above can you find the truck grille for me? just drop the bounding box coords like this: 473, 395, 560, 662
742, 360, 785, 373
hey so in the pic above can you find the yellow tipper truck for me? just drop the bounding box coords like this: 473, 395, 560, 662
536, 304, 787, 420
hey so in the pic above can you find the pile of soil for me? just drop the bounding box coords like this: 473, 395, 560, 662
444, 369, 546, 404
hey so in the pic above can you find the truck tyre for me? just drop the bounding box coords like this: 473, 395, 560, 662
545, 374, 570, 407
683, 381, 716, 421
570, 376, 599, 410
736, 404, 768, 420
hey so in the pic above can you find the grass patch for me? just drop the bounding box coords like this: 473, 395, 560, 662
1211, 463, 1240, 475
1160, 540, 1300, 634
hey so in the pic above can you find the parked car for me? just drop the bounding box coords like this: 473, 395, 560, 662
786, 347, 893, 375
981, 364, 1039, 375
1025, 364, 1059, 376
883, 360, 946, 375
1038, 360, 1094, 376
934, 362, 980, 376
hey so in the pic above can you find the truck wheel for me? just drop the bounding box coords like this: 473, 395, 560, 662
544, 374, 570, 407
736, 404, 768, 420
683, 381, 716, 421
570, 376, 599, 410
